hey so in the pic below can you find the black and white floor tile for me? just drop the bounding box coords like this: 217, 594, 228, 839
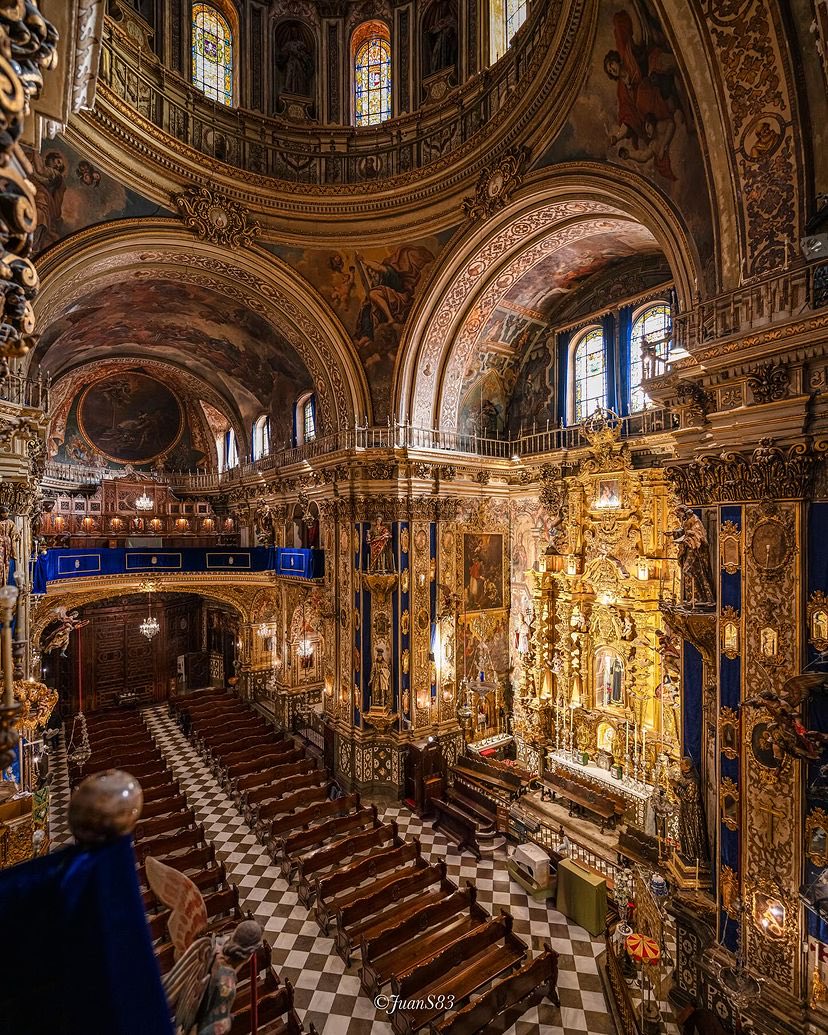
48, 728, 72, 848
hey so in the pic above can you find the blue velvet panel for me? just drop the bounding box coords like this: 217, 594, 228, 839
602, 312, 618, 414
34, 546, 324, 591
556, 331, 571, 425
0, 836, 173, 1035
617, 305, 633, 416
683, 641, 703, 770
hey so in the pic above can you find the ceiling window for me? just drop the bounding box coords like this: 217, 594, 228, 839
630, 304, 672, 412
572, 327, 606, 423
353, 21, 392, 127
192, 3, 234, 106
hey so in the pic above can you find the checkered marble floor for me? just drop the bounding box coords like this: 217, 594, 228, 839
142, 705, 618, 1035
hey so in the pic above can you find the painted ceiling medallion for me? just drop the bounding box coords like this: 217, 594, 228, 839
462, 147, 530, 222
172, 185, 261, 248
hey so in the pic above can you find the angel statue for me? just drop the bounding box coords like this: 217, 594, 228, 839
146, 856, 263, 1035
41, 608, 89, 656
743, 673, 828, 762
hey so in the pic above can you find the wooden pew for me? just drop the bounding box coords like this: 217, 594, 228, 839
276, 805, 377, 879
295, 820, 395, 906
134, 807, 197, 843
142, 863, 227, 910
229, 977, 310, 1035
254, 785, 330, 841
134, 823, 206, 864
431, 798, 483, 859
138, 843, 216, 890
264, 794, 361, 856
244, 770, 329, 827
452, 757, 521, 801
335, 861, 449, 966
140, 777, 181, 804
360, 886, 484, 997
446, 783, 497, 830
149, 883, 241, 944
388, 914, 526, 1035
541, 771, 621, 833
217, 741, 301, 784
314, 840, 421, 935
432, 943, 560, 1034
139, 793, 189, 821
231, 753, 311, 804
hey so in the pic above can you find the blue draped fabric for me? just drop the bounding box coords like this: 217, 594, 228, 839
617, 305, 633, 416
291, 399, 298, 448
682, 641, 703, 770
556, 330, 571, 425
309, 394, 317, 439
602, 313, 618, 413
33, 547, 324, 592
0, 835, 173, 1035
806, 503, 828, 941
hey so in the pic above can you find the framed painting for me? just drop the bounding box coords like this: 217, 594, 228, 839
462, 532, 504, 611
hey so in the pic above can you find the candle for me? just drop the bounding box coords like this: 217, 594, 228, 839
634, 722, 638, 759
642, 727, 647, 773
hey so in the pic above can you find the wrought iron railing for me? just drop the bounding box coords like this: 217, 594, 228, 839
99, 0, 557, 186
510, 805, 620, 885
605, 935, 642, 1035
42, 409, 675, 490
0, 373, 49, 410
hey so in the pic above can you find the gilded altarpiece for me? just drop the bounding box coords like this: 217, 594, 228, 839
742, 502, 801, 995
517, 419, 679, 779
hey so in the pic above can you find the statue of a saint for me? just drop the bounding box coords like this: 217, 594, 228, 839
367, 520, 394, 573
368, 646, 391, 710
0, 506, 20, 587
670, 756, 709, 862
666, 505, 716, 604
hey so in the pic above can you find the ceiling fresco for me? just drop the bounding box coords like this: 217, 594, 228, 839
34, 277, 314, 443
537, 0, 715, 285
23, 135, 167, 257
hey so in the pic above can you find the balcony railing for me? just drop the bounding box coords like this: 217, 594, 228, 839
673, 257, 828, 353
99, 0, 557, 186
0, 373, 49, 410
42, 409, 675, 491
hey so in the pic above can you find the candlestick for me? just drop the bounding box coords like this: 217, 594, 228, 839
642, 727, 647, 780
634, 721, 638, 760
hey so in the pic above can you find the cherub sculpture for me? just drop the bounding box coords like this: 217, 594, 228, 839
743, 673, 828, 762
146, 857, 263, 1035
41, 608, 89, 656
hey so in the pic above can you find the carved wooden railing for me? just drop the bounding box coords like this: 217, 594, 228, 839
672, 258, 828, 353
42, 409, 675, 491
605, 934, 642, 1035
98, 0, 557, 186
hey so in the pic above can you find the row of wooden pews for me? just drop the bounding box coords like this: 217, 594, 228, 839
540, 766, 624, 833
171, 689, 560, 1034
75, 705, 313, 1035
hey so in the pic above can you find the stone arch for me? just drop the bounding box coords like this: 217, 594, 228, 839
32, 221, 373, 435
395, 165, 702, 432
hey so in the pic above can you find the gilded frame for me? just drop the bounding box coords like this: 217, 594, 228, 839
806, 808, 828, 868
749, 517, 793, 574
720, 777, 739, 830
721, 606, 740, 659
808, 591, 828, 654
719, 707, 739, 760
720, 521, 741, 575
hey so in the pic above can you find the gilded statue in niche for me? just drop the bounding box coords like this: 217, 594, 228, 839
594, 646, 625, 708
808, 591, 828, 653
368, 645, 391, 710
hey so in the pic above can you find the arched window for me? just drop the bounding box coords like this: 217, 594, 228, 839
252, 415, 271, 461
353, 21, 391, 127
629, 303, 672, 412
505, 0, 528, 45
225, 428, 239, 468
295, 392, 317, 445
192, 3, 234, 106
572, 327, 606, 423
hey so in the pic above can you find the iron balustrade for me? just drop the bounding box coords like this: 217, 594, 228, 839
42, 409, 675, 491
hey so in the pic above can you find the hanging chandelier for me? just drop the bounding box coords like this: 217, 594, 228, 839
140, 584, 159, 640
140, 613, 159, 640
134, 492, 154, 512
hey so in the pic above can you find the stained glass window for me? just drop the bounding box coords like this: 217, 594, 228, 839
303, 398, 316, 441
630, 304, 672, 411
354, 22, 391, 127
573, 328, 606, 423
505, 0, 528, 45
192, 3, 233, 106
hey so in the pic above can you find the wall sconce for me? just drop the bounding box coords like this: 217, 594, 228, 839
82, 517, 94, 531
176, 518, 189, 532
110, 517, 123, 531
636, 558, 649, 581
149, 518, 163, 532
754, 892, 786, 940
202, 518, 215, 531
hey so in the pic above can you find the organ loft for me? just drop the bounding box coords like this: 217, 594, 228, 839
2, 0, 828, 1033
